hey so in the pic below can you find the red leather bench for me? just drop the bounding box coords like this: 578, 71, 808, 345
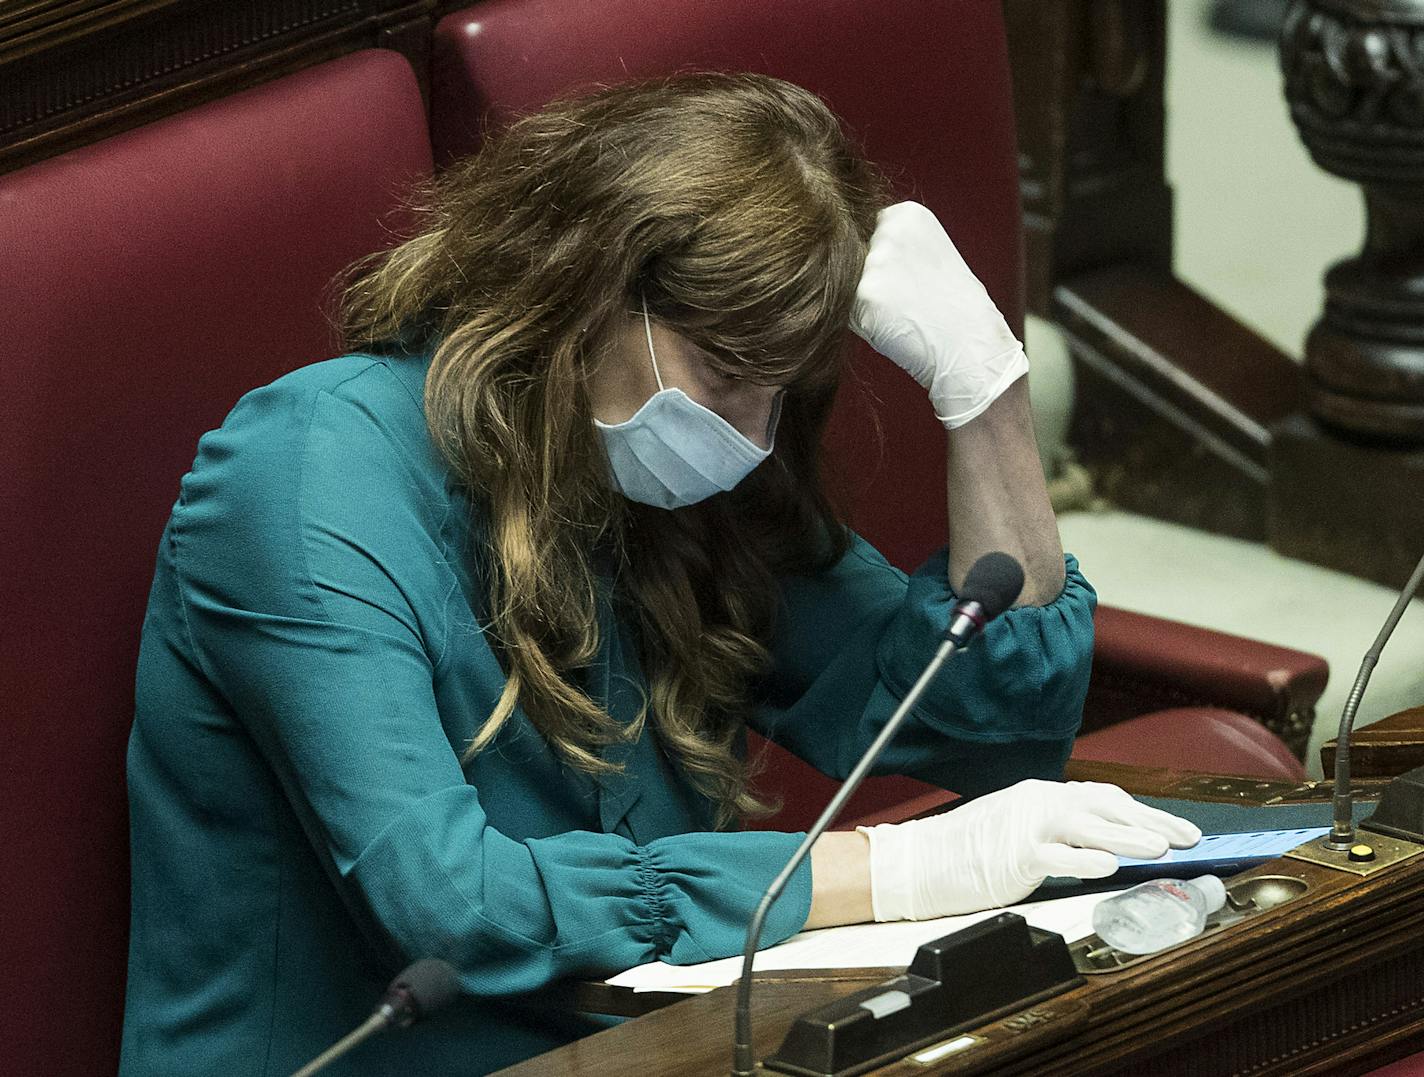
0, 48, 432, 1077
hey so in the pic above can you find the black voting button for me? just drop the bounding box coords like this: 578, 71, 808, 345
763, 913, 1083, 1076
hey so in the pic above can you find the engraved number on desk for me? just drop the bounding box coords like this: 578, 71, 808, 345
1002, 1008, 1056, 1033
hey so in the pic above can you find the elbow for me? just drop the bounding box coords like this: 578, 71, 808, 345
350, 887, 564, 997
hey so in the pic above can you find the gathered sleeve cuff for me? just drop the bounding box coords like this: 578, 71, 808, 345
343, 787, 812, 989
755, 539, 1097, 798
877, 550, 1096, 745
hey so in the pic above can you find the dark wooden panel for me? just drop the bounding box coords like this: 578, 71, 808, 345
1322, 707, 1424, 781
1005, 0, 1173, 315
0, 0, 435, 174
1, 1, 191, 59
1056, 265, 1303, 453
1270, 411, 1424, 590
1054, 265, 1303, 541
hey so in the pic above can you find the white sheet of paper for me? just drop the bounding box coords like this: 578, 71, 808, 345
605, 888, 1126, 993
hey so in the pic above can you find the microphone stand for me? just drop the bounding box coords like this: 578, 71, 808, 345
730, 632, 965, 1076
291, 1011, 392, 1077
1326, 548, 1424, 851
288, 959, 458, 1077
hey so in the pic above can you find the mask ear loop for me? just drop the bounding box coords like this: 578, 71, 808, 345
641, 294, 666, 392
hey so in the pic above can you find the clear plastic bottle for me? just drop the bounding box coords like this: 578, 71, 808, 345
1091, 875, 1229, 955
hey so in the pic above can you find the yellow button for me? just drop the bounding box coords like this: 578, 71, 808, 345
1348, 844, 1376, 862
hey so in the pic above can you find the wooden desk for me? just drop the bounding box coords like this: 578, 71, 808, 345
498, 761, 1424, 1075
1322, 707, 1424, 780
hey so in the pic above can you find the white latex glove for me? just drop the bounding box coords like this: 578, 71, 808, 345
857, 779, 1202, 921
850, 200, 1030, 429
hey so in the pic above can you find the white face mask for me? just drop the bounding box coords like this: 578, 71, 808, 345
593, 299, 781, 510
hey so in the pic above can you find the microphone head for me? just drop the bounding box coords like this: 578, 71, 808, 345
386, 958, 459, 1026
959, 552, 1025, 622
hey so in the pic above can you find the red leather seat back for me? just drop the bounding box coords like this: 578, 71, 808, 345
1072, 708, 1309, 783
0, 50, 431, 1076
431, 0, 1023, 829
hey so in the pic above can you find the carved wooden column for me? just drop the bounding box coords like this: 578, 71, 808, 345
1273, 0, 1424, 587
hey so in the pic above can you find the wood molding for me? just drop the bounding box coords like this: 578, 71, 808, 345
1054, 264, 1303, 542
1, 2, 191, 63
1322, 707, 1424, 780
0, 0, 436, 174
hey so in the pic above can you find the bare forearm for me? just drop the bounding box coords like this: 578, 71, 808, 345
805, 830, 873, 929
944, 377, 1065, 606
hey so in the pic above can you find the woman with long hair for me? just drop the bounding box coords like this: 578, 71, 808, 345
121, 73, 1198, 1075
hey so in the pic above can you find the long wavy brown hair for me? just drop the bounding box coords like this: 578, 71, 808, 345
339, 72, 888, 826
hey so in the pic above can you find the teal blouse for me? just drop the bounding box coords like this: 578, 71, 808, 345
120, 353, 1096, 1076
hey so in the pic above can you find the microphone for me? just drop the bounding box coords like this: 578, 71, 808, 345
1324, 548, 1424, 851
730, 552, 1025, 1076
290, 958, 459, 1077
944, 551, 1026, 646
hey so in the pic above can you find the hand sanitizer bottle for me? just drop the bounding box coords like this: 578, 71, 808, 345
1091, 875, 1229, 955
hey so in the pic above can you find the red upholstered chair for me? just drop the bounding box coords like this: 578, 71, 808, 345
427, 0, 1322, 833
0, 49, 431, 1077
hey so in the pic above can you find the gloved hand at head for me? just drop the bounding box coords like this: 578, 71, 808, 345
850, 200, 1029, 429
857, 779, 1202, 921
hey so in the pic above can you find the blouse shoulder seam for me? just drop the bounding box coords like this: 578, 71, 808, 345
295, 384, 450, 664
293, 389, 336, 626
166, 508, 222, 689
